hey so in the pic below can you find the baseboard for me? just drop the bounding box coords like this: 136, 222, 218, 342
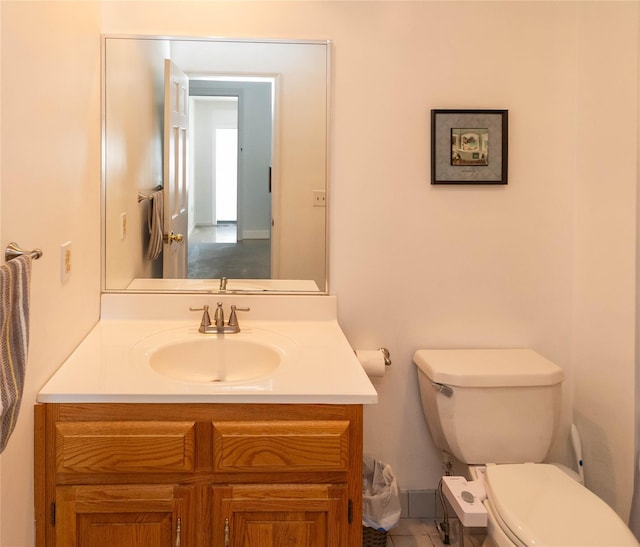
241, 230, 270, 240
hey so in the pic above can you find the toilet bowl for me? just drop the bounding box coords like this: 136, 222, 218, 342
414, 348, 639, 547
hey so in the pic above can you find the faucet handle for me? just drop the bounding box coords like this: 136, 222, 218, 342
228, 305, 250, 327
189, 305, 211, 329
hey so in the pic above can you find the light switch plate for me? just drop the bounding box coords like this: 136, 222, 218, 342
120, 212, 127, 240
60, 241, 72, 282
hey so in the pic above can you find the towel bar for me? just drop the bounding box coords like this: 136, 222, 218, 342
137, 185, 163, 203
5, 242, 43, 262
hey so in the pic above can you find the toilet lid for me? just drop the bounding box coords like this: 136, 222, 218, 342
485, 463, 638, 547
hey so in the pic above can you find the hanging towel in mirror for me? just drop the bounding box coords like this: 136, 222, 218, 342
146, 189, 164, 260
0, 255, 32, 453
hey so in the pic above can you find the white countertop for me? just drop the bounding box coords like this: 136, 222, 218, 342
38, 294, 378, 405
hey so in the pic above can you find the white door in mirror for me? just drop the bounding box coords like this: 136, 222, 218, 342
163, 59, 189, 278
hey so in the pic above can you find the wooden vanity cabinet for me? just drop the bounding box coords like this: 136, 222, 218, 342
54, 484, 192, 546
35, 403, 363, 547
213, 484, 347, 546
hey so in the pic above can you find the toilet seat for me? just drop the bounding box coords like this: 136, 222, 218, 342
484, 463, 638, 546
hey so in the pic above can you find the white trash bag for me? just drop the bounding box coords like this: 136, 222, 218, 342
362, 454, 401, 531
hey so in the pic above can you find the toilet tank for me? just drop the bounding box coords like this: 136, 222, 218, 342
413, 349, 564, 465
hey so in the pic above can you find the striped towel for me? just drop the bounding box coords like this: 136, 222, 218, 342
0, 255, 32, 453
146, 189, 164, 260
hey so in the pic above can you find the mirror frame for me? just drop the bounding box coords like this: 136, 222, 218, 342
101, 34, 331, 295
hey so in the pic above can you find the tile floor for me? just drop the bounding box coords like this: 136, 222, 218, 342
385, 518, 485, 547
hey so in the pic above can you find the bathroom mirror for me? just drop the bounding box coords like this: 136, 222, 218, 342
102, 35, 329, 294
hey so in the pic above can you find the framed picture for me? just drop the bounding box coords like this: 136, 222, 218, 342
431, 109, 508, 185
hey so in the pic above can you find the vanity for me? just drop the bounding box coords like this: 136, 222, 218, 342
35, 294, 377, 546
34, 35, 374, 547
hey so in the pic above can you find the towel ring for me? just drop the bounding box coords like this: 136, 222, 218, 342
5, 242, 43, 262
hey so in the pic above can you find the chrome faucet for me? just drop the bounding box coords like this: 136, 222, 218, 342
213, 302, 225, 328
190, 302, 250, 334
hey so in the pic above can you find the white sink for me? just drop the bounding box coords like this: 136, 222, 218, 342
149, 337, 281, 383
133, 326, 298, 385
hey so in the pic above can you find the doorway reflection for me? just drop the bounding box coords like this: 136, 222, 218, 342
188, 77, 273, 283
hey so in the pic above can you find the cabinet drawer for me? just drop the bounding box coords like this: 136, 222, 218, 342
213, 420, 350, 472
56, 421, 196, 474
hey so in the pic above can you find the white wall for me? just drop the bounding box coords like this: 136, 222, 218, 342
104, 37, 168, 288
0, 2, 102, 545
338, 0, 577, 502
331, 1, 638, 521
0, 2, 638, 545
572, 2, 638, 520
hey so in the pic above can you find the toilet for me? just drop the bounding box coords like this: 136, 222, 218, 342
413, 348, 639, 547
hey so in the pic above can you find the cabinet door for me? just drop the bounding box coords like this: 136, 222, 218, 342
213, 484, 347, 547
56, 484, 192, 547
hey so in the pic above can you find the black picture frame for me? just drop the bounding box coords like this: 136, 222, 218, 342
431, 109, 508, 185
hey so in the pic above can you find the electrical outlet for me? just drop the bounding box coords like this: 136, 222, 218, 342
60, 241, 72, 282
312, 190, 326, 207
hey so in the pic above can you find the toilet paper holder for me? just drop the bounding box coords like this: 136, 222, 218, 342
355, 347, 391, 366
378, 347, 392, 366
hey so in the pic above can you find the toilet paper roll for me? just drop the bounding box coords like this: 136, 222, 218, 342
355, 349, 386, 377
